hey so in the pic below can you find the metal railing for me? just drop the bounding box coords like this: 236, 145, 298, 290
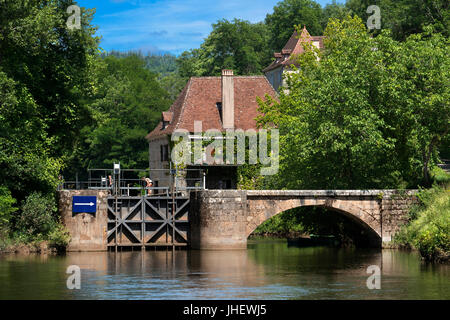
58, 167, 206, 194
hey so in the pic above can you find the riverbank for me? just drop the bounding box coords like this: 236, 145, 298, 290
0, 191, 71, 256
0, 240, 61, 255
394, 182, 450, 263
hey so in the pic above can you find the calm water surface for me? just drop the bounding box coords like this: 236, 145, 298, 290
0, 239, 448, 299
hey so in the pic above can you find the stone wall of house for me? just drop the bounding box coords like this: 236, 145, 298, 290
148, 136, 171, 189
264, 67, 283, 92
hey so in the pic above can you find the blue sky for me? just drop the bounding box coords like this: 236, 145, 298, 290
77, 0, 343, 55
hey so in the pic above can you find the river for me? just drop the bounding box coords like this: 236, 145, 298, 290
0, 238, 448, 299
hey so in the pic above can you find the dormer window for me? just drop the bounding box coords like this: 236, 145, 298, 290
161, 111, 173, 130
274, 53, 282, 63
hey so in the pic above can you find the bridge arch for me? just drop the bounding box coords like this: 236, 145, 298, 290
245, 197, 382, 246
189, 189, 417, 250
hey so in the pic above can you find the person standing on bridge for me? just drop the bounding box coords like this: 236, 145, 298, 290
141, 177, 153, 196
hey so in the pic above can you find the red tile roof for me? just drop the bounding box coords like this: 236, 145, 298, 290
263, 26, 325, 72
146, 76, 278, 141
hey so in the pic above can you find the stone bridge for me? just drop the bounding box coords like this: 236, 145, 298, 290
189, 190, 418, 249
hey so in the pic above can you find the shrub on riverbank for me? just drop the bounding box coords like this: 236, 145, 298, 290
47, 224, 71, 249
16, 192, 57, 240
0, 192, 70, 254
395, 182, 450, 263
0, 226, 70, 254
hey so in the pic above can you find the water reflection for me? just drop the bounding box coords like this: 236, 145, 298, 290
0, 239, 448, 300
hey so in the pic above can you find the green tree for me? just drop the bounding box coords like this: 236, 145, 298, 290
0, 0, 99, 158
0, 70, 62, 200
0, 186, 17, 226
106, 51, 187, 102
0, 1, 99, 241
176, 19, 272, 77
257, 16, 449, 189
68, 54, 171, 173
345, 0, 449, 40
322, 0, 351, 27
176, 48, 209, 78
265, 0, 324, 51
391, 27, 449, 185
0, 0, 99, 197
158, 73, 187, 101
396, 184, 450, 262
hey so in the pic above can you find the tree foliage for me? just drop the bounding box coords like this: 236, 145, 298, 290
67, 54, 171, 173
106, 51, 187, 101
177, 19, 272, 77
323, 0, 351, 25
0, 2, 173, 244
0, 186, 16, 226
0, 0, 97, 201
265, 0, 324, 51
0, 0, 97, 242
257, 16, 449, 189
177, 0, 449, 79
0, 0, 99, 158
346, 0, 449, 40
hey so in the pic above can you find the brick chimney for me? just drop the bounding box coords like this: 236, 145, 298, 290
221, 69, 234, 129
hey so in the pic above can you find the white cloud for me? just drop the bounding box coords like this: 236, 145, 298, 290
80, 0, 340, 53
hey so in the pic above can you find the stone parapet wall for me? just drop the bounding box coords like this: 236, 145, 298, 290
189, 190, 248, 249
58, 190, 109, 251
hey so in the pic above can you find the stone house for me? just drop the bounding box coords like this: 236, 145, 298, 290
145, 70, 278, 190
263, 26, 324, 92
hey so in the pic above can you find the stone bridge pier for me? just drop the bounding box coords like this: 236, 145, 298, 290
189, 190, 418, 250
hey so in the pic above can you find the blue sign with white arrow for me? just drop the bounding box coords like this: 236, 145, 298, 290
72, 196, 97, 213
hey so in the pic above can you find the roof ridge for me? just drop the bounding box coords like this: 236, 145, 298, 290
190, 75, 266, 79
146, 79, 190, 140
190, 76, 220, 79
168, 80, 189, 112
234, 75, 266, 78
